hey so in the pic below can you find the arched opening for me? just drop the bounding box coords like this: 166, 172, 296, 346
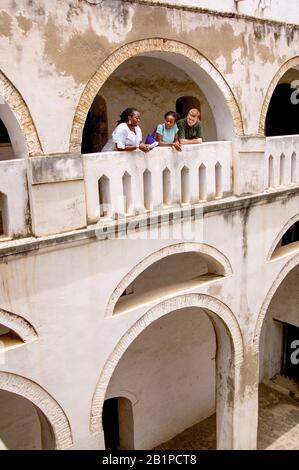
71, 39, 243, 152
86, 57, 217, 150
0, 192, 8, 237
92, 293, 242, 449
176, 96, 201, 119
258, 264, 299, 449
81, 95, 108, 153
114, 251, 227, 316
104, 308, 218, 450
0, 323, 24, 350
102, 397, 134, 450
271, 220, 299, 259
98, 175, 111, 218
0, 390, 55, 449
0, 98, 28, 160
265, 68, 299, 137
0, 118, 12, 161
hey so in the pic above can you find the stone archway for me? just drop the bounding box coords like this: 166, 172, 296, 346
91, 293, 243, 449
253, 252, 299, 353
70, 38, 244, 152
0, 70, 42, 156
259, 56, 299, 135
0, 372, 73, 449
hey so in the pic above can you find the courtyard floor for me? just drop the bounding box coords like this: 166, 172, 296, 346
154, 384, 299, 450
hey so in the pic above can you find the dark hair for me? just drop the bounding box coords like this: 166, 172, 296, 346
164, 111, 180, 122
117, 107, 139, 125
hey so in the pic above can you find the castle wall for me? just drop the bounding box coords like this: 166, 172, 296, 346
0, 189, 298, 448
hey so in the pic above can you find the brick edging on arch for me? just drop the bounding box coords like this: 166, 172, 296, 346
0, 308, 37, 343
91, 293, 243, 434
69, 38, 244, 152
106, 242, 233, 317
253, 252, 299, 353
259, 56, 299, 135
0, 372, 73, 449
0, 70, 42, 156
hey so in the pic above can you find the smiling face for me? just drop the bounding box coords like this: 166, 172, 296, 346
129, 111, 141, 127
165, 114, 176, 129
186, 112, 199, 127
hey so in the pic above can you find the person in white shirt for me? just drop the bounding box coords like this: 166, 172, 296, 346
101, 108, 150, 152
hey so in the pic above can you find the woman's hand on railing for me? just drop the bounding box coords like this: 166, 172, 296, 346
138, 143, 150, 153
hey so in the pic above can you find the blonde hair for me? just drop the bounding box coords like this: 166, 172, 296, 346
188, 108, 200, 118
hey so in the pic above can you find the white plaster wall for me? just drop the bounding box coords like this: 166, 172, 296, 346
100, 56, 217, 141
148, 0, 299, 24
238, 0, 299, 24
106, 307, 216, 449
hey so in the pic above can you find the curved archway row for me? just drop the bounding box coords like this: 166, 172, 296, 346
70, 38, 244, 152
0, 70, 42, 156
0, 372, 73, 449
91, 293, 244, 450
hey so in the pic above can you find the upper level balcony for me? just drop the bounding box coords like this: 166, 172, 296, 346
0, 135, 298, 244
82, 135, 299, 225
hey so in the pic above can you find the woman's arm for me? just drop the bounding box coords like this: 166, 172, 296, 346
116, 143, 149, 152
116, 144, 137, 151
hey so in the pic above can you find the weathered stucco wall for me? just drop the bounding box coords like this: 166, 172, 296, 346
0, 0, 299, 153
0, 189, 299, 448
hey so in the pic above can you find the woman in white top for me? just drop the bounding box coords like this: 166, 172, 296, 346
102, 108, 149, 153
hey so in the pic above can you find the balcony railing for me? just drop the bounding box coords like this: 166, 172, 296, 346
83, 142, 233, 223
265, 136, 299, 189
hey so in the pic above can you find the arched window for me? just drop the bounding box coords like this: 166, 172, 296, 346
266, 83, 299, 136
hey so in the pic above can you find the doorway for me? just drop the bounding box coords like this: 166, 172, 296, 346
102, 397, 134, 450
